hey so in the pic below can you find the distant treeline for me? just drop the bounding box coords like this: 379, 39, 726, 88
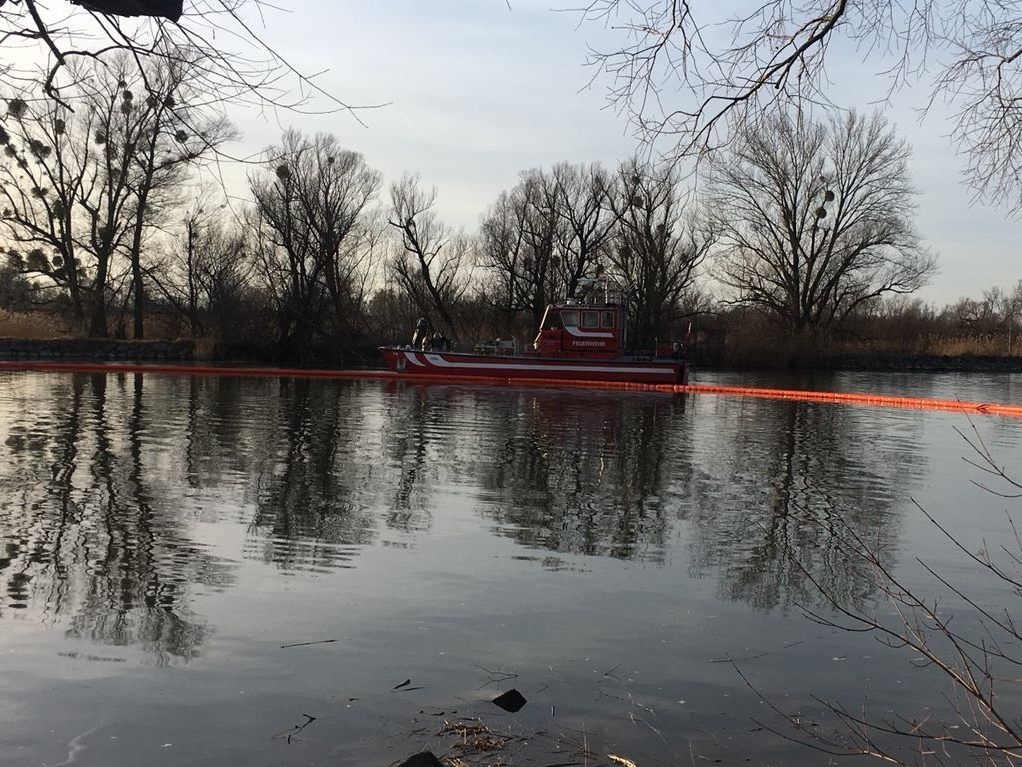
694, 288, 1022, 368
0, 54, 1012, 366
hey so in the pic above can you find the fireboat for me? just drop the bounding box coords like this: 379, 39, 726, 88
379, 279, 689, 385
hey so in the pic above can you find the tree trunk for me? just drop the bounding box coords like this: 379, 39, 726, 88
420, 268, 457, 343
89, 293, 108, 338
186, 223, 201, 336
61, 240, 87, 336
129, 187, 152, 340
89, 255, 110, 338
68, 292, 86, 337
132, 257, 144, 339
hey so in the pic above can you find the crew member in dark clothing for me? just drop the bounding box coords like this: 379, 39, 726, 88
412, 317, 431, 349
429, 332, 450, 352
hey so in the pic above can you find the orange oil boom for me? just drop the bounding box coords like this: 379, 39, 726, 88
1, 361, 1020, 419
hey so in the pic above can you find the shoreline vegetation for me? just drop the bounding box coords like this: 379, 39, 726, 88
2, 329, 1020, 375
6, 292, 1022, 374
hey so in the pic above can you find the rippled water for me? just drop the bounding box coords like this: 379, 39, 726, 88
0, 370, 1020, 766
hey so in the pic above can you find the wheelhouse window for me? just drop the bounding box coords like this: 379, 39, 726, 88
581, 311, 600, 329
602, 311, 616, 328
560, 310, 580, 327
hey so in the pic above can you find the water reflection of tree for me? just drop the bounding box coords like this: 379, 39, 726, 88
486, 392, 686, 560
166, 373, 261, 491
0, 373, 234, 664
682, 400, 928, 610
447, 389, 686, 563
0, 372, 439, 661
171, 375, 420, 568
246, 379, 408, 569
0, 371, 935, 642
414, 385, 926, 612
379, 384, 467, 530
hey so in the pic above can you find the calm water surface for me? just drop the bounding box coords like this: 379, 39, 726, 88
1, 370, 1020, 766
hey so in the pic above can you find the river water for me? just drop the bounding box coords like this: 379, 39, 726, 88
1, 370, 1020, 766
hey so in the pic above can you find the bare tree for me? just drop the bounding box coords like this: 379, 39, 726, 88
581, 0, 1022, 210
610, 158, 713, 349
549, 161, 617, 298
0, 55, 234, 337
478, 169, 561, 329
76, 79, 141, 337
0, 95, 92, 330
710, 111, 936, 334
250, 130, 382, 351
478, 163, 614, 332
517, 168, 564, 327
1, 73, 138, 336
151, 192, 249, 338
477, 187, 528, 334
118, 54, 237, 338
0, 0, 369, 117
387, 173, 470, 342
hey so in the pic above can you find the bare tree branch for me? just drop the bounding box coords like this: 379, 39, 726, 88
579, 0, 1022, 211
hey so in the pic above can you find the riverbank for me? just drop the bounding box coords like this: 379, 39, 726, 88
829, 352, 1022, 373
2, 337, 1022, 374
0, 337, 194, 361
691, 350, 1022, 373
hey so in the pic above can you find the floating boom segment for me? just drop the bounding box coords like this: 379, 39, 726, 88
1, 361, 1020, 419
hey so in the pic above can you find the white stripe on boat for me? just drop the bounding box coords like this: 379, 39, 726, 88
402, 351, 675, 376
563, 325, 614, 339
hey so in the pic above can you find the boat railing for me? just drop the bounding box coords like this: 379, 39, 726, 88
573, 277, 627, 306
473, 338, 518, 357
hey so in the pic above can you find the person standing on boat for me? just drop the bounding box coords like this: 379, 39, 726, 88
412, 317, 431, 349
429, 331, 450, 352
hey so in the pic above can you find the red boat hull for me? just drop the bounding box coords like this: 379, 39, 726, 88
379, 347, 688, 385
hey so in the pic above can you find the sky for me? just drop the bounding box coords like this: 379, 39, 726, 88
215, 0, 1017, 306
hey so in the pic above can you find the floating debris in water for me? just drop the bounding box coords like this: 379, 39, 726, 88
396, 751, 443, 767
491, 688, 527, 712
392, 678, 425, 692
271, 713, 316, 744
438, 719, 514, 753
279, 638, 336, 649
